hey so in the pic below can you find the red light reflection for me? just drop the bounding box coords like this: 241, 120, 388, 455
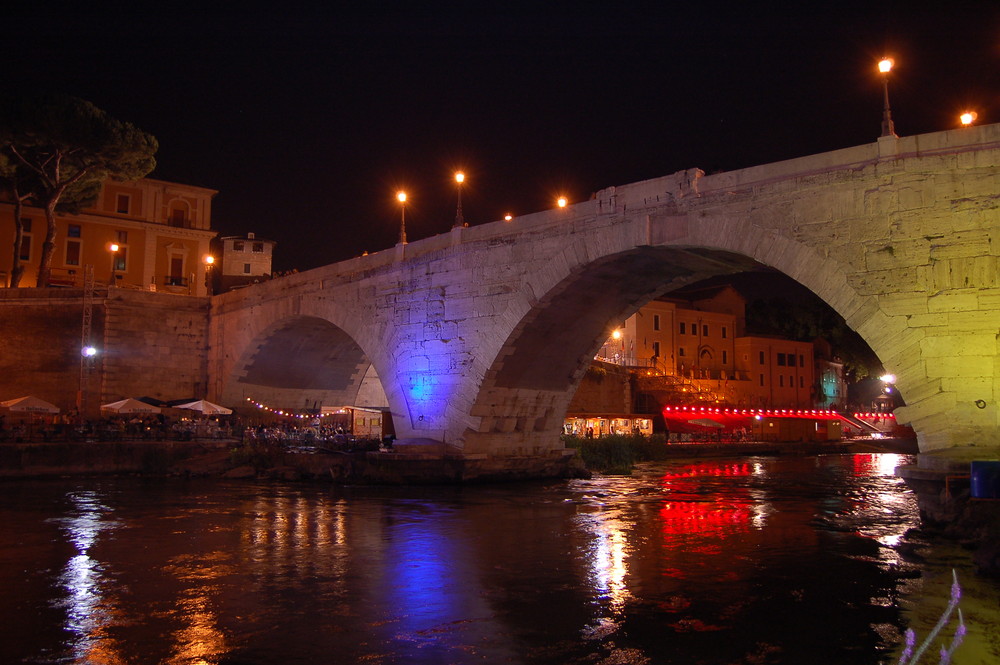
658, 462, 756, 541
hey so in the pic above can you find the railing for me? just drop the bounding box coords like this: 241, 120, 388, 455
48, 268, 80, 287
163, 275, 188, 287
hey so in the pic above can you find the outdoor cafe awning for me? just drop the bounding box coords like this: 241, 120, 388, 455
1, 396, 60, 414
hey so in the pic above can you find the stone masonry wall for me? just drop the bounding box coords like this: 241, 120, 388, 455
100, 289, 210, 407
0, 288, 209, 418
0, 288, 103, 413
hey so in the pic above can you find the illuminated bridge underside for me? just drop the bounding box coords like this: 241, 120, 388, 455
492, 248, 759, 391
210, 126, 1000, 459
230, 316, 371, 407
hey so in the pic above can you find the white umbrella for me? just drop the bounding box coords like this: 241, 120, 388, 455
1, 396, 61, 414
174, 399, 232, 415
101, 398, 162, 414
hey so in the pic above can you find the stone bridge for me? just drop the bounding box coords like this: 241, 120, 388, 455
209, 125, 1000, 462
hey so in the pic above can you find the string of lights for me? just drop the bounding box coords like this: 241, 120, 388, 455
662, 405, 895, 420
244, 397, 346, 419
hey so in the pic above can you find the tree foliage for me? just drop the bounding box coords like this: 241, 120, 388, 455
745, 297, 882, 381
0, 94, 157, 286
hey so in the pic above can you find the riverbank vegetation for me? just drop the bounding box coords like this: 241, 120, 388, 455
563, 434, 670, 474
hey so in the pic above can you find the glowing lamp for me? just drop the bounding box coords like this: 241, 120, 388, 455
81, 346, 97, 357
611, 329, 622, 340
504, 214, 513, 222
960, 111, 978, 126
397, 191, 407, 203
878, 58, 893, 74
557, 196, 568, 208
454, 171, 465, 184
879, 374, 896, 384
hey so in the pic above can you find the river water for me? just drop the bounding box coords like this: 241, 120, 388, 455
0, 453, 997, 665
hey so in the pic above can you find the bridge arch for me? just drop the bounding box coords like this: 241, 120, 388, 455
218, 314, 388, 417
464, 229, 888, 455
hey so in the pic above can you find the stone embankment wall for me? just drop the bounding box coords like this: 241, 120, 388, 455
0, 441, 232, 477
566, 362, 633, 414
0, 288, 209, 416
0, 288, 99, 411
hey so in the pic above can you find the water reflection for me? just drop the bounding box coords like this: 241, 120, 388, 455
51, 490, 126, 665
581, 509, 631, 614
6, 454, 996, 664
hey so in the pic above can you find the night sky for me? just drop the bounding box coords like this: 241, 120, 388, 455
6, 3, 1000, 272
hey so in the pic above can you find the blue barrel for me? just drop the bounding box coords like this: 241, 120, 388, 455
970, 461, 1000, 499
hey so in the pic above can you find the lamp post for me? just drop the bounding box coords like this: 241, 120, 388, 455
204, 254, 215, 295
108, 243, 119, 286
557, 196, 568, 208
453, 171, 466, 228
878, 58, 897, 138
397, 191, 408, 244
960, 111, 978, 127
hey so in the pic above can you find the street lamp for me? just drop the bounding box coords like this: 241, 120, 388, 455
504, 213, 513, 222
108, 243, 120, 286
878, 57, 897, 138
960, 111, 978, 127
453, 171, 466, 228
204, 254, 215, 295
557, 196, 568, 208
397, 191, 408, 244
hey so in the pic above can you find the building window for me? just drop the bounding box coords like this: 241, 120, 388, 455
777, 353, 786, 366
800, 376, 804, 388
116, 194, 130, 214
653, 315, 660, 331
652, 341, 660, 357
780, 375, 784, 387
116, 230, 128, 244
702, 324, 708, 336
758, 351, 765, 365
67, 224, 81, 238
234, 241, 245, 252
679, 322, 685, 334
252, 242, 264, 253
113, 247, 127, 272
65, 240, 81, 266
678, 347, 685, 357
166, 256, 184, 285
722, 350, 728, 364
243, 263, 251, 274
111, 247, 128, 271
759, 374, 764, 386
169, 208, 187, 227
722, 326, 727, 339
799, 354, 805, 367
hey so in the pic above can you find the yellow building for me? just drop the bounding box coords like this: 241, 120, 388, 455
598, 286, 817, 409
1, 178, 217, 296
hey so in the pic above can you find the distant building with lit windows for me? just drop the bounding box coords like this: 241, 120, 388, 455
212, 232, 276, 292
595, 285, 832, 410
0, 178, 217, 296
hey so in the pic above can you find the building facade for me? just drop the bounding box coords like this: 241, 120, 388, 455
597, 286, 826, 410
1, 178, 218, 296
212, 232, 276, 293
